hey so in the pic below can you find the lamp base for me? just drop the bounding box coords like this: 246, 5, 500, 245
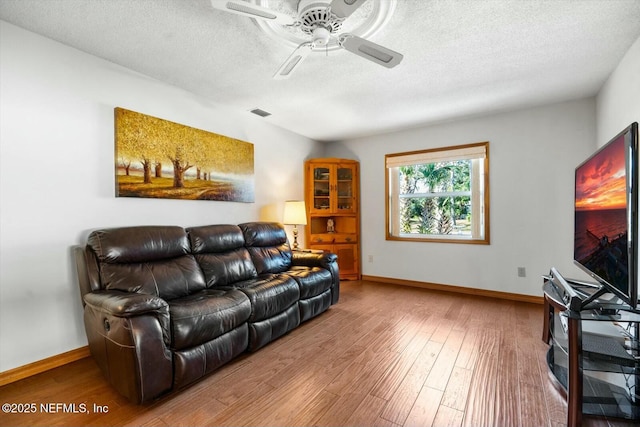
292, 226, 299, 249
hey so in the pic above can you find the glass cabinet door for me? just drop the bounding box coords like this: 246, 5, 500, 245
309, 163, 357, 214
336, 166, 354, 213
312, 166, 331, 211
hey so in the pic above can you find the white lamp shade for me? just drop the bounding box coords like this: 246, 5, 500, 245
283, 200, 307, 225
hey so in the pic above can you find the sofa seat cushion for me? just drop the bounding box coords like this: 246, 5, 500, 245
233, 274, 300, 322
286, 266, 333, 299
169, 289, 251, 350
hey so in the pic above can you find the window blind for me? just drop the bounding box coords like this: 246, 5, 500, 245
385, 142, 487, 168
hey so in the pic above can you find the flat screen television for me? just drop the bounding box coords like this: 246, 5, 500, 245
574, 122, 639, 309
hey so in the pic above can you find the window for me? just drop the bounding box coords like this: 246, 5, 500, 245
385, 141, 489, 244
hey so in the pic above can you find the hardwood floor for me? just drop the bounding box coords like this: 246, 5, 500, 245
0, 280, 636, 426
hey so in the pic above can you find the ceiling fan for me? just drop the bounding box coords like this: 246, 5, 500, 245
210, 0, 404, 79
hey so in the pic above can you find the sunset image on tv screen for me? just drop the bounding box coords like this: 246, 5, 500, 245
575, 135, 626, 212
574, 134, 628, 292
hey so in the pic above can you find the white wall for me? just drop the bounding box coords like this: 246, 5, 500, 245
328, 99, 597, 297
597, 35, 640, 146
0, 21, 324, 372
596, 34, 640, 305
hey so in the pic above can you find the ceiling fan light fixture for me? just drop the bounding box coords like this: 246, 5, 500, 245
251, 0, 396, 51
312, 27, 331, 46
213, 0, 403, 78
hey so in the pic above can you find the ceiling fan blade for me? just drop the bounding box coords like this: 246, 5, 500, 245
210, 0, 296, 25
340, 35, 403, 68
330, 0, 369, 19
273, 43, 313, 80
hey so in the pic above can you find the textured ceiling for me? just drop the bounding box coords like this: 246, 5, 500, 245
1, 0, 639, 141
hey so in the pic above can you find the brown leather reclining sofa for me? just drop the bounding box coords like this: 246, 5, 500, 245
74, 221, 339, 403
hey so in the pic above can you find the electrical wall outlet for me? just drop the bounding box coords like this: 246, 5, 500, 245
517, 267, 526, 277
368, 255, 373, 263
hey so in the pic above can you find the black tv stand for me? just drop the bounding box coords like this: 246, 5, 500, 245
596, 306, 621, 316
542, 268, 640, 427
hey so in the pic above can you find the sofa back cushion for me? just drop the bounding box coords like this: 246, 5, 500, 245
87, 226, 206, 300
239, 222, 292, 274
187, 224, 257, 286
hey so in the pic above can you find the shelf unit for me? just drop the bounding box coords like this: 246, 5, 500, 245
304, 158, 360, 280
542, 274, 640, 426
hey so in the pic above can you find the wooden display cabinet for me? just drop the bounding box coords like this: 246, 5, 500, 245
305, 158, 360, 280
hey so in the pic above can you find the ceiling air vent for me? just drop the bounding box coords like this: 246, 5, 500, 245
250, 108, 271, 117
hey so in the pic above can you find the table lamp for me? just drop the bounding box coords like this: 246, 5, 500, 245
283, 200, 307, 249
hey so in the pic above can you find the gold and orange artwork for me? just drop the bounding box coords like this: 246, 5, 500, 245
114, 107, 254, 202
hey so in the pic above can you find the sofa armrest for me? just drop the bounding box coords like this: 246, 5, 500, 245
291, 251, 338, 269
84, 291, 168, 316
83, 291, 170, 345
292, 251, 340, 304
82, 290, 173, 403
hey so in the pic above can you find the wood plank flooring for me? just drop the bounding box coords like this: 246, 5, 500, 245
0, 280, 636, 426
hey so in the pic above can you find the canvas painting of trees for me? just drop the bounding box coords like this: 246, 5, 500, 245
114, 108, 254, 202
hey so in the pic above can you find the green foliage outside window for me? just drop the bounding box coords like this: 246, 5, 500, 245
399, 160, 471, 236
